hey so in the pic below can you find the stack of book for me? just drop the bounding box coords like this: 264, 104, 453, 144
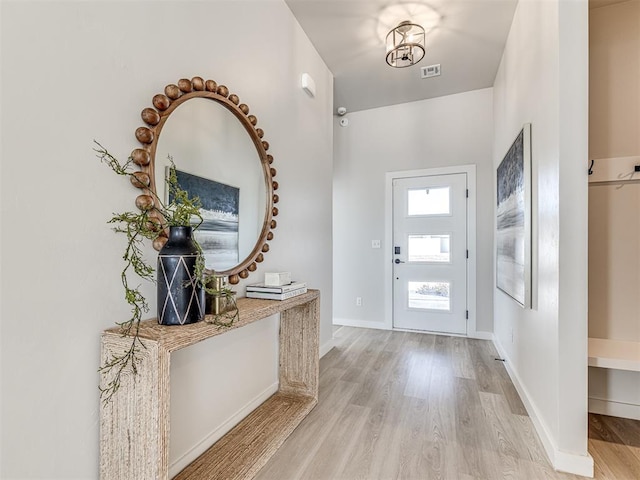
246, 281, 307, 300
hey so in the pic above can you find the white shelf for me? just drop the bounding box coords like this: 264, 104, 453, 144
588, 338, 640, 372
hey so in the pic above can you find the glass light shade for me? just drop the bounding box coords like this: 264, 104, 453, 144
385, 20, 425, 68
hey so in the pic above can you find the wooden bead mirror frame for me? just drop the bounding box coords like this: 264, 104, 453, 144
128, 76, 278, 285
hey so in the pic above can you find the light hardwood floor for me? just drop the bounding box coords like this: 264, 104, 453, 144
589, 413, 640, 479
254, 327, 640, 480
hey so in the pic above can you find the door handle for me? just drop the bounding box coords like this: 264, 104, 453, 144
394, 259, 405, 264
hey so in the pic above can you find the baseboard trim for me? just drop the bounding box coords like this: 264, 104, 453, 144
320, 337, 335, 358
333, 318, 391, 330
169, 382, 279, 477
589, 397, 640, 421
467, 330, 493, 340
492, 338, 594, 478
554, 450, 594, 478
334, 319, 493, 340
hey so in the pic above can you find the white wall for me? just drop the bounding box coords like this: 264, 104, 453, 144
0, 1, 333, 478
588, 0, 640, 420
589, 0, 640, 160
492, 0, 591, 475
333, 88, 494, 334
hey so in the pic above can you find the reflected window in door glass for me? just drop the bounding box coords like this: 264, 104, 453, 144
408, 235, 450, 262
407, 187, 450, 215
408, 281, 451, 311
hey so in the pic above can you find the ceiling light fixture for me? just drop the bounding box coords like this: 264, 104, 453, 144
385, 20, 425, 68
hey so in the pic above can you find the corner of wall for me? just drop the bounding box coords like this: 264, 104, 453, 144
492, 337, 594, 477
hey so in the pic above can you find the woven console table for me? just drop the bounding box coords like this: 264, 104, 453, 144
100, 289, 320, 480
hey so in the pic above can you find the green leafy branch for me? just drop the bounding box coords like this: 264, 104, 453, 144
95, 141, 215, 404
98, 210, 158, 403
203, 286, 239, 328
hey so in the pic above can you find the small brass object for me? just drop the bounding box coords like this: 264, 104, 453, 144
207, 276, 236, 315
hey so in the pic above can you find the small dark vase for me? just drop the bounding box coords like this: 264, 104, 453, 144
157, 226, 205, 325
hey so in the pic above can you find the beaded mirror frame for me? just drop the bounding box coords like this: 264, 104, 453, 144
128, 76, 278, 284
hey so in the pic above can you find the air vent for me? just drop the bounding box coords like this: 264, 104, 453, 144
421, 64, 441, 79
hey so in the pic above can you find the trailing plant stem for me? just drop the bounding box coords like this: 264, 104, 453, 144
95, 141, 237, 403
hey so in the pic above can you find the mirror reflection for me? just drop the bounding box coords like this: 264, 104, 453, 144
155, 98, 267, 272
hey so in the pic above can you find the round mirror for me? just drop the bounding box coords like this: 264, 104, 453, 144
128, 77, 278, 284
155, 98, 267, 272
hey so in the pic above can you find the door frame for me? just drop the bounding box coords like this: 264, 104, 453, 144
384, 165, 477, 335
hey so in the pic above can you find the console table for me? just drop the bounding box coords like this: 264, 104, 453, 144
100, 290, 320, 480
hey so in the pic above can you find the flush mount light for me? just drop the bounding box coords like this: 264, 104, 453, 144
385, 20, 425, 68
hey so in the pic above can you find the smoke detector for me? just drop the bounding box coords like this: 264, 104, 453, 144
421, 64, 441, 78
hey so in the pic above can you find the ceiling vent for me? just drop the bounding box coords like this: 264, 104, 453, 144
421, 64, 441, 79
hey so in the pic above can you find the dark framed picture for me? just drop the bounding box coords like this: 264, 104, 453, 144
169, 169, 240, 271
496, 124, 531, 308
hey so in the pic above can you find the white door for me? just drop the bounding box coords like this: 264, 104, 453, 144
392, 173, 468, 334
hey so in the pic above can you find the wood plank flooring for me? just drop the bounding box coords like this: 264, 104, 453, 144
253, 327, 640, 480
589, 413, 640, 479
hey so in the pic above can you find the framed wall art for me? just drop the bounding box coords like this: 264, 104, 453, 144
496, 123, 531, 308
170, 169, 240, 271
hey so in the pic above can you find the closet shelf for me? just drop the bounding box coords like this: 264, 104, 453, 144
588, 338, 640, 372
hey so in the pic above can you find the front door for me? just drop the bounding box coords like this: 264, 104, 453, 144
392, 173, 468, 334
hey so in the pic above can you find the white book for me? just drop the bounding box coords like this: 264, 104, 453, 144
246, 287, 308, 301
246, 281, 306, 294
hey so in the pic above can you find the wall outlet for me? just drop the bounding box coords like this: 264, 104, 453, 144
356, 297, 362, 306
371, 240, 381, 249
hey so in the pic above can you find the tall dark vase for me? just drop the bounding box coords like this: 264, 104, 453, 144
157, 226, 205, 325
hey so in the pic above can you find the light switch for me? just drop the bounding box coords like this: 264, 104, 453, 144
372, 240, 381, 249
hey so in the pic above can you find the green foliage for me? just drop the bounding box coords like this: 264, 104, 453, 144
203, 284, 239, 328
194, 249, 239, 327
94, 141, 236, 404
164, 166, 204, 227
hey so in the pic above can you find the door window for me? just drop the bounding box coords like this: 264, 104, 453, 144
407, 187, 450, 216
407, 234, 451, 262
408, 281, 451, 311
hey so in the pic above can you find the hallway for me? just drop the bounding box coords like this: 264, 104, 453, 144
255, 327, 639, 479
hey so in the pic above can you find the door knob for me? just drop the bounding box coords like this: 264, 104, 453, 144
394, 259, 405, 264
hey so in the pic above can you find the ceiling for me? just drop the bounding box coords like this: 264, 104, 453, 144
285, 0, 519, 113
